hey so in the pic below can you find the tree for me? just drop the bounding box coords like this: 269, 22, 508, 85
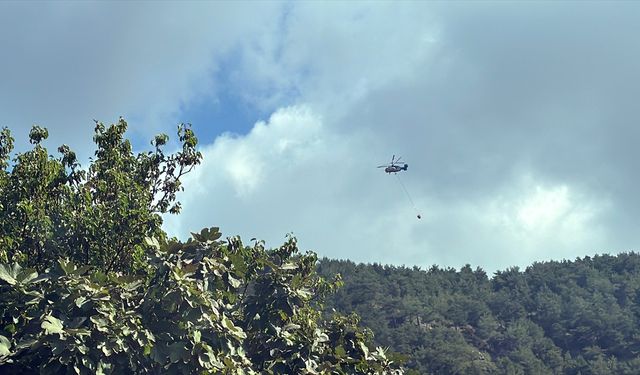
0, 119, 201, 274
0, 121, 403, 374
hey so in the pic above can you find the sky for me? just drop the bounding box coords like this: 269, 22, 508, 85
1, 1, 639, 274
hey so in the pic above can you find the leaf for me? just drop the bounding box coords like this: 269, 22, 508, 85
0, 263, 20, 285
90, 316, 109, 332
16, 268, 38, 284
199, 227, 222, 242
42, 314, 64, 335
74, 296, 87, 308
0, 335, 11, 356
190, 232, 204, 242
82, 357, 95, 371
3, 324, 16, 335
58, 258, 76, 275
221, 315, 235, 331
168, 342, 188, 363
228, 253, 247, 275
144, 237, 160, 250
221, 315, 246, 339
297, 288, 313, 299
227, 274, 241, 289
283, 323, 301, 331
316, 331, 329, 343
374, 346, 387, 359
77, 344, 89, 354
96, 361, 106, 375
72, 265, 92, 276
281, 262, 298, 270
122, 279, 144, 292
358, 342, 369, 358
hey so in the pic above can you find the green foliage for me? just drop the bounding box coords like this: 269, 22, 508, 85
318, 254, 640, 374
1, 229, 402, 374
0, 119, 201, 273
0, 122, 402, 374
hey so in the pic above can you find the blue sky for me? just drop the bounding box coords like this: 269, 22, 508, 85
2, 1, 640, 274
173, 73, 262, 143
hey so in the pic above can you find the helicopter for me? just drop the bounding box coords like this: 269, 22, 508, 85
377, 155, 408, 174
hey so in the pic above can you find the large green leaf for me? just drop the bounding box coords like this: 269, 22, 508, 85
58, 258, 76, 275
167, 342, 188, 363
0, 263, 21, 285
227, 274, 241, 289
222, 315, 246, 340
0, 335, 11, 356
144, 237, 160, 250
16, 268, 38, 284
42, 315, 64, 335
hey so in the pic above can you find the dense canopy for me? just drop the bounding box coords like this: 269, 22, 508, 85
319, 254, 640, 374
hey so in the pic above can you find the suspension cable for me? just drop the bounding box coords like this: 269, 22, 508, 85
395, 174, 421, 219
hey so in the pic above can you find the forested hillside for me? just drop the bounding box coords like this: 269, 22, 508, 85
318, 254, 640, 374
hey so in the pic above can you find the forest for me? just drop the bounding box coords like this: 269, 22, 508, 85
318, 254, 640, 374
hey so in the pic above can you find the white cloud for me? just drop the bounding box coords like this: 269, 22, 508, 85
477, 176, 609, 269
515, 185, 571, 231
165, 102, 610, 274
196, 106, 323, 198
